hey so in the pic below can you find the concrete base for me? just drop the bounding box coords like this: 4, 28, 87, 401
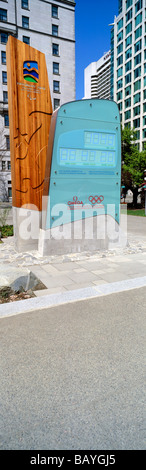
13, 206, 41, 252
38, 215, 127, 256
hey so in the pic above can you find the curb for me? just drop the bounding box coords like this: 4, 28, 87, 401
0, 276, 146, 318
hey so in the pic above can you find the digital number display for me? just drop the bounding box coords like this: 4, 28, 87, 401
60, 148, 116, 167
84, 131, 116, 149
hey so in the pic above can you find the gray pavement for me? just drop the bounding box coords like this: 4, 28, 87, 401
0, 215, 146, 451
0, 287, 145, 450
0, 215, 146, 316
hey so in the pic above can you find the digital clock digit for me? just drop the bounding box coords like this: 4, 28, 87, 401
60, 148, 116, 168
84, 131, 116, 149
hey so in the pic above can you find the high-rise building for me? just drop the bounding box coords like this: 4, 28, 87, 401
111, 0, 145, 150
84, 51, 111, 100
0, 0, 75, 201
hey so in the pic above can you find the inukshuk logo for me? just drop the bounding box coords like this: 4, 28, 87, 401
23, 61, 39, 83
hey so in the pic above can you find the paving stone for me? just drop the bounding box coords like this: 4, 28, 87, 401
51, 262, 80, 271
66, 271, 100, 284
99, 272, 131, 282
92, 279, 109, 285
34, 287, 66, 296
64, 282, 93, 291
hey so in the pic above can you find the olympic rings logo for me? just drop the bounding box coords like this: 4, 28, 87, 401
88, 195, 104, 204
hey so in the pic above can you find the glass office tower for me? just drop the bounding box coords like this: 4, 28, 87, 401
111, 0, 145, 150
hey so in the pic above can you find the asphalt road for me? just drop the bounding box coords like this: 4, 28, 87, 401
0, 287, 145, 451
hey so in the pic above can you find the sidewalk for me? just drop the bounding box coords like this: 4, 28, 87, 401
0, 215, 146, 316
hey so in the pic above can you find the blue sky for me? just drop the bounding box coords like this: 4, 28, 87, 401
75, 0, 118, 100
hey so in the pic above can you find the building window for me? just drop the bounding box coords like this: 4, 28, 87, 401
117, 90, 123, 101
8, 187, 12, 198
21, 0, 29, 9
117, 42, 123, 55
125, 72, 131, 84
6, 136, 10, 149
2, 161, 6, 171
118, 18, 123, 31
117, 67, 123, 78
54, 98, 60, 110
2, 71, 7, 84
133, 118, 140, 128
118, 0, 122, 14
0, 9, 7, 22
52, 24, 58, 37
1, 50, 6, 64
53, 80, 60, 93
144, 89, 146, 100
134, 92, 141, 104
126, 21, 132, 35
52, 43, 59, 56
8, 161, 11, 170
4, 113, 9, 127
135, 39, 142, 53
53, 62, 59, 75
125, 110, 131, 120
117, 78, 123, 89
125, 60, 132, 72
52, 5, 58, 18
143, 129, 146, 138
1, 32, 8, 44
135, 0, 143, 14
134, 79, 141, 91
3, 90, 8, 102
125, 85, 131, 96
125, 47, 132, 60
134, 66, 141, 79
135, 12, 142, 27
143, 115, 146, 126
125, 34, 132, 48
23, 35, 30, 44
117, 30, 123, 43
134, 53, 141, 66
125, 97, 131, 108
22, 16, 29, 28
126, 0, 132, 9
133, 105, 140, 116
118, 102, 122, 111
126, 8, 132, 22
144, 103, 146, 112
135, 26, 142, 40
135, 130, 140, 139
117, 54, 123, 67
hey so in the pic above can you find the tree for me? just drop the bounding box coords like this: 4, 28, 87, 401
121, 127, 146, 207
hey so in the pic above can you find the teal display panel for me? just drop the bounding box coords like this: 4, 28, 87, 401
44, 99, 121, 229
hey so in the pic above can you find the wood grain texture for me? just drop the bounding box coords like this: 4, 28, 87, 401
43, 109, 58, 200
6, 36, 53, 211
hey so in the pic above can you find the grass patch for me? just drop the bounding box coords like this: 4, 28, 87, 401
127, 209, 145, 217
0, 225, 13, 237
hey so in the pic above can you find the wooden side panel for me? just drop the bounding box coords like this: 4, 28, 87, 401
6, 36, 53, 211
43, 109, 58, 198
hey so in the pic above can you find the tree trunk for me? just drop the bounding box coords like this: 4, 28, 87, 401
133, 187, 138, 208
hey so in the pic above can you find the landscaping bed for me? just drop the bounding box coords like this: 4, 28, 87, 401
0, 286, 35, 304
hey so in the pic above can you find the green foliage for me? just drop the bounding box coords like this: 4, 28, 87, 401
0, 225, 13, 237
121, 127, 146, 190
